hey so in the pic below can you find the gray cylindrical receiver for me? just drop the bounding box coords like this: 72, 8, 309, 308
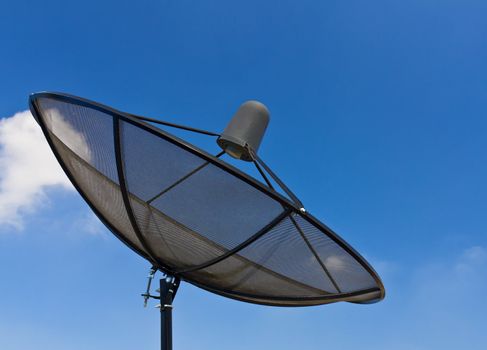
217, 100, 270, 162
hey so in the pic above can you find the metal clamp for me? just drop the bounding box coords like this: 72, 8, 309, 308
142, 266, 159, 307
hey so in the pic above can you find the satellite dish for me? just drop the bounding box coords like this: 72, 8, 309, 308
29, 92, 385, 349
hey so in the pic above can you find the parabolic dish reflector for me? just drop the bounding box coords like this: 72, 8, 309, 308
29, 92, 385, 306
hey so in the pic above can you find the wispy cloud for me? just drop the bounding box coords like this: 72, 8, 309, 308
412, 245, 487, 299
455, 245, 487, 274
0, 110, 73, 229
72, 211, 106, 236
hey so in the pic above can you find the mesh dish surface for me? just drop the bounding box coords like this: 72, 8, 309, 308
29, 92, 385, 306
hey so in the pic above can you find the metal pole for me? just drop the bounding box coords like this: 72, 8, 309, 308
159, 277, 179, 350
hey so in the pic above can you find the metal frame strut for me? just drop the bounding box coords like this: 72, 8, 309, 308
130, 114, 220, 137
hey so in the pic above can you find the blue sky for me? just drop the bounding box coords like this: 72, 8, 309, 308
1, 0, 487, 349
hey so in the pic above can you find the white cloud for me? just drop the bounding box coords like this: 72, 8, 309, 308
0, 110, 74, 229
